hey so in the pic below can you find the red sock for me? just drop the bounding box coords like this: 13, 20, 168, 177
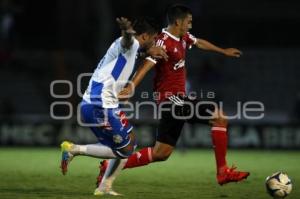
211, 126, 228, 174
123, 147, 153, 169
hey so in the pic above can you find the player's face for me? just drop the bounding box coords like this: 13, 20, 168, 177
178, 14, 193, 36
142, 33, 158, 50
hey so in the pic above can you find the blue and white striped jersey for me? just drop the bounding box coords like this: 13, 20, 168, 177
83, 37, 139, 108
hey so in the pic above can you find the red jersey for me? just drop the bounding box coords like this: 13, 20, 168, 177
146, 29, 197, 103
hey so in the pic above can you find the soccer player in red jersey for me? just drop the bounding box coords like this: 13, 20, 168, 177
97, 4, 249, 189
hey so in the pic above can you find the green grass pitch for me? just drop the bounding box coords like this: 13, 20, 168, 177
0, 148, 299, 199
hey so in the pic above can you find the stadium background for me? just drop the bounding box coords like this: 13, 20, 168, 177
1, 0, 299, 148
1, 1, 300, 199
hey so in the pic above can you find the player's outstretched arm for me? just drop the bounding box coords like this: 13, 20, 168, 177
129, 45, 167, 89
118, 60, 155, 100
116, 17, 136, 50
118, 45, 166, 100
147, 46, 168, 61
195, 38, 242, 58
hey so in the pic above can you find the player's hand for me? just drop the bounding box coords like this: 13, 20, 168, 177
147, 46, 168, 61
116, 17, 136, 34
223, 48, 242, 58
118, 86, 134, 101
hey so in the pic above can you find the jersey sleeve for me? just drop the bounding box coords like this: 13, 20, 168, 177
105, 37, 123, 59
106, 36, 137, 58
184, 32, 197, 49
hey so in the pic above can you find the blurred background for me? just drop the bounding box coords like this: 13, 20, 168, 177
1, 0, 300, 149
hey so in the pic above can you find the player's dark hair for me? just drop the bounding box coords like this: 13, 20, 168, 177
133, 17, 160, 36
166, 4, 192, 25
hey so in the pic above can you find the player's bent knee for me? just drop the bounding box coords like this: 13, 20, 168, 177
212, 118, 228, 127
153, 151, 172, 161
218, 116, 228, 125
114, 148, 133, 159
153, 154, 170, 161
114, 144, 135, 158
211, 111, 228, 127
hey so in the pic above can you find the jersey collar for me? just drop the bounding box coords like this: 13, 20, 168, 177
162, 28, 180, 42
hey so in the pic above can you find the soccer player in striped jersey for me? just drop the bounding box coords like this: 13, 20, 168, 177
60, 17, 167, 196
97, 4, 249, 188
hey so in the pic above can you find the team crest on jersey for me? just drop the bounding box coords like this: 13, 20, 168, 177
173, 59, 185, 70
113, 134, 123, 144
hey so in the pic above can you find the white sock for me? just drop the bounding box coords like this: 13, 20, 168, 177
98, 158, 127, 191
70, 143, 117, 159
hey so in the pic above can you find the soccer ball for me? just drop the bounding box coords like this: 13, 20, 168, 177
265, 172, 292, 198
